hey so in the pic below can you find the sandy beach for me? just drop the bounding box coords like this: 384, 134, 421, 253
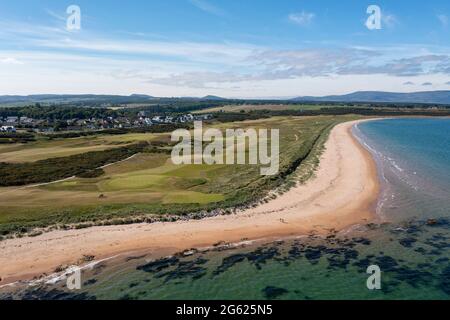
0, 119, 380, 285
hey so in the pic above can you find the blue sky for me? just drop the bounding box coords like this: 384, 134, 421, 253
1, 0, 450, 98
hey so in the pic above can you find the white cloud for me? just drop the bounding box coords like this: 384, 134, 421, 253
437, 14, 449, 27
45, 9, 66, 21
4, 19, 450, 97
288, 11, 315, 26
33, 37, 260, 66
382, 13, 399, 28
189, 0, 226, 16
0, 57, 24, 65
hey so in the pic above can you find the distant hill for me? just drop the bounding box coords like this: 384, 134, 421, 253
291, 91, 450, 104
5, 91, 450, 106
0, 94, 231, 106
201, 95, 227, 101
0, 94, 157, 106
129, 94, 154, 98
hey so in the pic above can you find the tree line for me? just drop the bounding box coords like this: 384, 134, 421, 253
0, 102, 229, 120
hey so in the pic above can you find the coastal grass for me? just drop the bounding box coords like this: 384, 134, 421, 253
0, 115, 363, 237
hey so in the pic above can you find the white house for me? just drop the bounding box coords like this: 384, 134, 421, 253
20, 116, 34, 124
152, 116, 163, 123
6, 116, 18, 124
1, 126, 16, 132
164, 116, 174, 123
177, 114, 195, 123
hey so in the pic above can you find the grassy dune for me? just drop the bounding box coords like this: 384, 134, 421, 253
0, 115, 361, 236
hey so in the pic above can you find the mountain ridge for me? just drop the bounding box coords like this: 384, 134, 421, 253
291, 90, 450, 104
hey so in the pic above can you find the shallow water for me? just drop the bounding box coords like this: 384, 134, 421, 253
355, 118, 450, 222
2, 118, 450, 300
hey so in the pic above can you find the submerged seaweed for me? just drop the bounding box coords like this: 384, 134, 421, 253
399, 237, 417, 248
136, 256, 179, 273
213, 246, 282, 275
0, 287, 96, 300
262, 286, 289, 300
156, 257, 208, 282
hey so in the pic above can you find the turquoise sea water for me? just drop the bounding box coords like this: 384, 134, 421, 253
1, 118, 450, 300
355, 118, 450, 222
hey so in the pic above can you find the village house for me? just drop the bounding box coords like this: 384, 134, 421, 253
6, 116, 18, 124
164, 116, 174, 123
1, 125, 16, 132
152, 116, 164, 123
177, 114, 194, 123
0, 111, 212, 134
19, 116, 34, 124
66, 119, 79, 126
194, 114, 213, 121
139, 117, 153, 126
138, 111, 151, 117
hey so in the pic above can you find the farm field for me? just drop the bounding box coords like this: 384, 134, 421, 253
0, 115, 361, 235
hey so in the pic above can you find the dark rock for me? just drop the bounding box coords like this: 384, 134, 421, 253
136, 256, 179, 273
213, 254, 247, 276
262, 286, 289, 300
399, 237, 417, 248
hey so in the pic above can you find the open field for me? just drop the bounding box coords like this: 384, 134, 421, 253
0, 132, 167, 163
0, 115, 362, 236
194, 104, 358, 114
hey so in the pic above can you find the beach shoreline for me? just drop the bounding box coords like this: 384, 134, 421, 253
0, 119, 380, 286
